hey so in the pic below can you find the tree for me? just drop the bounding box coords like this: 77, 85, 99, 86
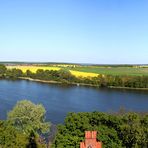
0, 120, 47, 148
5, 68, 23, 78
36, 69, 45, 78
119, 113, 147, 147
0, 64, 7, 76
0, 120, 28, 148
26, 69, 33, 77
7, 100, 50, 136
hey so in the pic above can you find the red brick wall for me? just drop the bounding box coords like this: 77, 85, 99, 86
80, 131, 102, 148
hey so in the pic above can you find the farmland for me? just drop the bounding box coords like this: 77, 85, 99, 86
7, 66, 60, 73
7, 65, 148, 77
7, 65, 99, 78
66, 66, 148, 76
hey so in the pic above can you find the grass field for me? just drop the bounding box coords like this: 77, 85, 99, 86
7, 65, 148, 77
66, 66, 148, 76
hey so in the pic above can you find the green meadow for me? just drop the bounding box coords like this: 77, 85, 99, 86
66, 66, 148, 76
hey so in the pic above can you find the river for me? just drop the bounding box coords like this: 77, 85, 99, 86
0, 80, 148, 124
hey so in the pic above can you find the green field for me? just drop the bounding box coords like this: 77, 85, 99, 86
66, 66, 148, 76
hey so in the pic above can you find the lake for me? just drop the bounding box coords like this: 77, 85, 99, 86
0, 80, 148, 124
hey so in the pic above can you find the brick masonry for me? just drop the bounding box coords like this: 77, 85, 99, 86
80, 131, 102, 148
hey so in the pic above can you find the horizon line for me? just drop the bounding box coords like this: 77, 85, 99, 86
0, 61, 148, 66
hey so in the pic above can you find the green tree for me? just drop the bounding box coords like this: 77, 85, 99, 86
5, 68, 23, 78
120, 113, 147, 147
26, 69, 33, 77
7, 100, 50, 136
36, 69, 45, 78
0, 120, 28, 148
0, 120, 46, 148
0, 64, 7, 76
58, 69, 75, 81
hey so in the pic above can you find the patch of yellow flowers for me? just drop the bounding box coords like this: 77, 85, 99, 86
70, 70, 98, 78
7, 66, 60, 73
7, 66, 98, 78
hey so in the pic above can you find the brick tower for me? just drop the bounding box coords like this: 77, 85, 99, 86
80, 131, 102, 148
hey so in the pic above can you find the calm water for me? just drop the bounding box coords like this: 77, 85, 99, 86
0, 80, 148, 124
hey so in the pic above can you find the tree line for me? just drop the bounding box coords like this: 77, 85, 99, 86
52, 112, 148, 148
1, 64, 148, 88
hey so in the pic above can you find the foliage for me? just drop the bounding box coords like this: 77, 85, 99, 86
119, 113, 148, 147
0, 120, 47, 148
5, 68, 23, 78
7, 100, 50, 136
52, 112, 148, 148
0, 120, 28, 148
0, 64, 7, 77
0, 100, 50, 147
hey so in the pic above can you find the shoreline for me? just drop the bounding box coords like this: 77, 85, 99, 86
108, 86, 148, 90
19, 77, 62, 84
2, 77, 148, 90
18, 77, 100, 87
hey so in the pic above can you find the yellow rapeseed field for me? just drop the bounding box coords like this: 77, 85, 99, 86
7, 66, 60, 73
70, 70, 99, 78
7, 66, 99, 78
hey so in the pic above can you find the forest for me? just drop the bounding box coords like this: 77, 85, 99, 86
52, 112, 148, 148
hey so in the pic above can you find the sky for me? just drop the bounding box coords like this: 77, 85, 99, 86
0, 0, 148, 64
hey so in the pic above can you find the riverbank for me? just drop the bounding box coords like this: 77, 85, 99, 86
19, 77, 148, 90
18, 77, 100, 87
19, 77, 62, 84
108, 86, 148, 90
2, 77, 148, 90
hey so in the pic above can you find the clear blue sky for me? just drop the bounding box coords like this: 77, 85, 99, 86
0, 0, 148, 64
